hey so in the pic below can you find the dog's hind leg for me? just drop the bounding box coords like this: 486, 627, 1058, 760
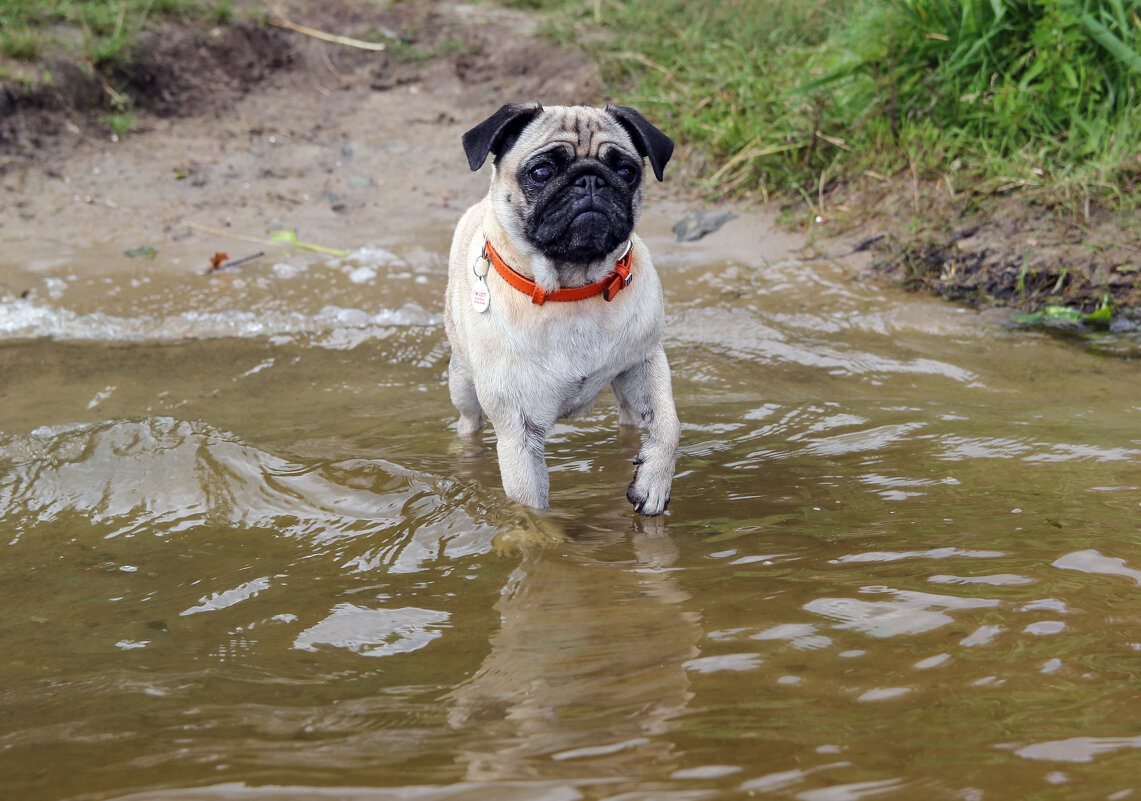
448, 352, 484, 435
612, 373, 643, 427
612, 347, 680, 516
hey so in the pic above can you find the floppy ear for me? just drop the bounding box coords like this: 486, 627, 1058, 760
462, 102, 543, 172
605, 104, 674, 182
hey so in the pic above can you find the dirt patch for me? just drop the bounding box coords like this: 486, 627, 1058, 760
815, 178, 1141, 325
0, 0, 610, 297
0, 1, 598, 162
884, 204, 1141, 311
112, 22, 296, 119
1, 18, 289, 154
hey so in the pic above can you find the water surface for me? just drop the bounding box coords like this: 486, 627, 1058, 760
2, 217, 1140, 801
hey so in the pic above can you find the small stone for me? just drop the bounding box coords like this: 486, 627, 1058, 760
672, 210, 737, 242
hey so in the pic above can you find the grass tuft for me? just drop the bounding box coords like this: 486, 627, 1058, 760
0, 0, 227, 66
515, 0, 1141, 208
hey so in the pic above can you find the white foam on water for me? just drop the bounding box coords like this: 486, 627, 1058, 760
0, 297, 439, 345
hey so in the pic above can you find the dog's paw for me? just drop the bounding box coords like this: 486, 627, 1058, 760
626, 461, 672, 516
456, 414, 483, 436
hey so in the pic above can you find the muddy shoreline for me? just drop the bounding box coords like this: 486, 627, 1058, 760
1, 2, 602, 292
2, 0, 1139, 326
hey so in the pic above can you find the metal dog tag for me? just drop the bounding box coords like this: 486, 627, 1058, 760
471, 255, 491, 313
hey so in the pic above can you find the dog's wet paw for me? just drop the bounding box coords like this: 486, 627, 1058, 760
627, 462, 672, 516
456, 415, 483, 436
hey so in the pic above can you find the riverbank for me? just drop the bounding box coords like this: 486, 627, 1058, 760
2, 0, 1139, 327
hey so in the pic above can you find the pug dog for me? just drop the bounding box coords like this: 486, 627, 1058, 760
444, 102, 680, 515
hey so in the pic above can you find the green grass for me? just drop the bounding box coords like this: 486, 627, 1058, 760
0, 26, 44, 61
513, 0, 1141, 208
0, 0, 226, 67
8, 0, 1140, 212
103, 109, 136, 137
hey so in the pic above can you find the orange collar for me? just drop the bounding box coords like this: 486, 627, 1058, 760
483, 240, 633, 305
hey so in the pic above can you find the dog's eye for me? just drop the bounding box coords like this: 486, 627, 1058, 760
529, 165, 555, 184
616, 165, 637, 185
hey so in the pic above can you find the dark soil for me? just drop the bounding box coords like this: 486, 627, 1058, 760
818, 179, 1141, 325
1, 15, 290, 153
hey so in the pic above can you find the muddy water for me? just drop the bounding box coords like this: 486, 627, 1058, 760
2, 209, 1140, 801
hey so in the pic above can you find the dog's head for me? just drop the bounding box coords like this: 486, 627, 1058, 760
463, 103, 673, 265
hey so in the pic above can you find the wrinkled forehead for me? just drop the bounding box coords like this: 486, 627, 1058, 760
511, 106, 637, 161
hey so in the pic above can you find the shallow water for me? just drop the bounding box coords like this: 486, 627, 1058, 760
2, 216, 1140, 801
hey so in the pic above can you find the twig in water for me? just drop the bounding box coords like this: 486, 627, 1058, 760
185, 221, 277, 247
224, 252, 265, 270
206, 251, 265, 275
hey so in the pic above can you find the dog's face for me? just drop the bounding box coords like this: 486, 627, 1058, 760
463, 104, 673, 265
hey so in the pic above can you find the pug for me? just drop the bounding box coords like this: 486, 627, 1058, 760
444, 102, 680, 515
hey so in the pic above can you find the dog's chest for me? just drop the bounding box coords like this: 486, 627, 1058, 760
519, 313, 653, 419
555, 369, 613, 419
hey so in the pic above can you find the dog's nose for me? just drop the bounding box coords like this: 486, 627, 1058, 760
574, 173, 607, 193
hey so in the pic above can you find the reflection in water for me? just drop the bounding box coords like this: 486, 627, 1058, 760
739, 762, 856, 794
293, 604, 451, 657
1011, 735, 1141, 763
804, 587, 999, 638
182, 576, 272, 616
830, 547, 1005, 564
670, 306, 981, 384
1053, 549, 1141, 586
448, 522, 701, 782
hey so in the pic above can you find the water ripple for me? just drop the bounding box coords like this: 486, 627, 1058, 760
669, 307, 980, 383
0, 418, 495, 572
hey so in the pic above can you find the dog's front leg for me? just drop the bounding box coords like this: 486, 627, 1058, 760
613, 347, 680, 516
495, 413, 551, 509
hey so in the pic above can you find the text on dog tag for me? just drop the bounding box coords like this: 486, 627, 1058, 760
471, 275, 490, 313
